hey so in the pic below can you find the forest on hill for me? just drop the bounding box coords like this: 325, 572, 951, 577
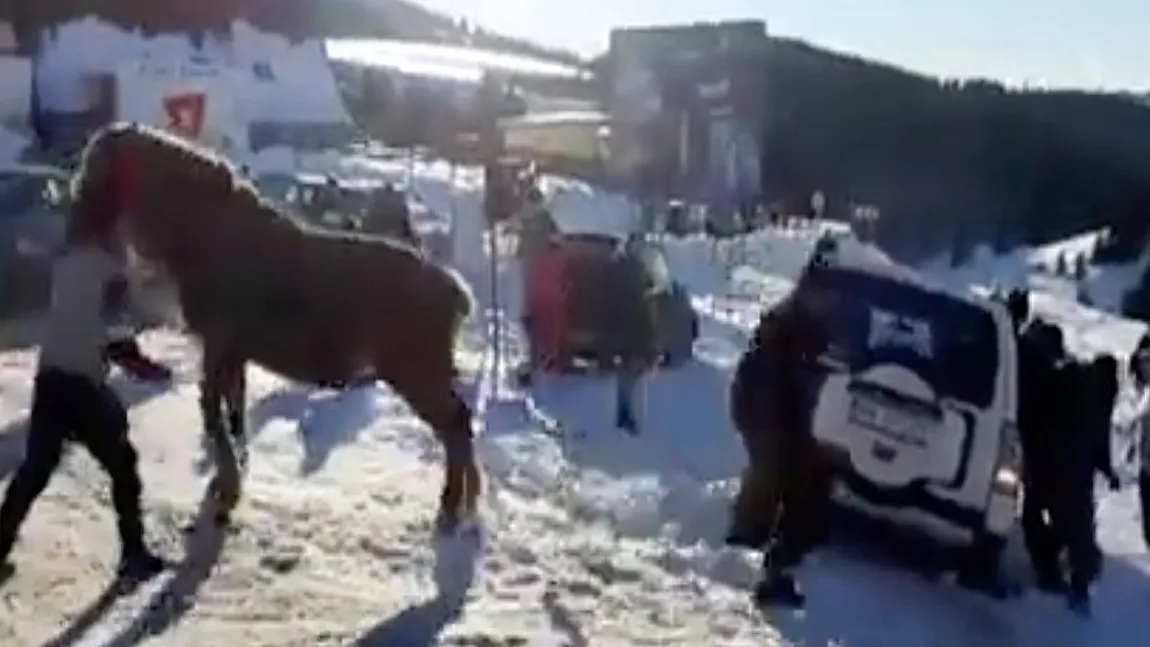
757, 38, 1150, 265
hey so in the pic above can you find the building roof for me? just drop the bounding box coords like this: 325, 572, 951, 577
327, 38, 589, 84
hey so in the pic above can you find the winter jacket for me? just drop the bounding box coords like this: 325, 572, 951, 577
1134, 389, 1150, 476
1058, 359, 1117, 486
1130, 347, 1150, 475
1081, 357, 1119, 481
731, 300, 825, 465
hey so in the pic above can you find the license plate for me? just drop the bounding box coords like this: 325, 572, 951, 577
849, 396, 930, 447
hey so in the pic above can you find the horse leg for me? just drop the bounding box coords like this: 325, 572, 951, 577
223, 359, 248, 469
391, 369, 478, 534
201, 345, 242, 517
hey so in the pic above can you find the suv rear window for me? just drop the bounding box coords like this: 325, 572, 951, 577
800, 266, 1000, 408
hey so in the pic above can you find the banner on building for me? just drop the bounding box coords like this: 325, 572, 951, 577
607, 21, 765, 206
115, 59, 249, 156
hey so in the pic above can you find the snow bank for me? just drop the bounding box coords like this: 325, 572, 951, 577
925, 231, 1146, 313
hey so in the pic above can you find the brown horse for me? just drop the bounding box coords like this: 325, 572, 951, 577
68, 122, 480, 531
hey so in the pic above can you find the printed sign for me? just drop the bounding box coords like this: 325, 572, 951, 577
608, 23, 764, 204
163, 92, 206, 139
115, 59, 248, 155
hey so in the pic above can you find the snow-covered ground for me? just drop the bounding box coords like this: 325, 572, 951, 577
2, 160, 1149, 646
924, 230, 1149, 314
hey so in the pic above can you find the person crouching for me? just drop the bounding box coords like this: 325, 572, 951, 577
727, 291, 831, 607
0, 229, 164, 585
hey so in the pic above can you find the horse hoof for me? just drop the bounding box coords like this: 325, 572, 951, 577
209, 475, 241, 513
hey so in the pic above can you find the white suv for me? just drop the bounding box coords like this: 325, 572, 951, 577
797, 240, 1022, 569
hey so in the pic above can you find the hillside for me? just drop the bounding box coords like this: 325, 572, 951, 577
758, 38, 1150, 264
0, 0, 587, 68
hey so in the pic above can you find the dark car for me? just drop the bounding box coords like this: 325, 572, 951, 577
524, 231, 698, 373
258, 173, 420, 247
0, 164, 71, 317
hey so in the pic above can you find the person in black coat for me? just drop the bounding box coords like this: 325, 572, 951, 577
727, 290, 830, 607
1080, 354, 1121, 493
1017, 319, 1070, 592
1044, 355, 1114, 610
1130, 333, 1150, 548
1006, 287, 1030, 333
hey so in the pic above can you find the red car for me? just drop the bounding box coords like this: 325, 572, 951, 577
522, 232, 698, 374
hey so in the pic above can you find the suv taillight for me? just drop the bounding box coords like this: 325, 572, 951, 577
991, 420, 1021, 497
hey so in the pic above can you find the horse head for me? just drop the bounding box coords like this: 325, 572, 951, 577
75, 123, 246, 266
68, 122, 143, 253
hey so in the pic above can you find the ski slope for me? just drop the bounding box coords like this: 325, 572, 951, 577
1, 159, 1149, 646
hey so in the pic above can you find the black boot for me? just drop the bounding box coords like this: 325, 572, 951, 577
955, 566, 1009, 599
616, 405, 638, 435
955, 537, 1009, 599
1034, 569, 1068, 594
754, 570, 806, 608
0, 542, 13, 586
514, 363, 534, 388
117, 546, 166, 583
754, 542, 806, 609
1066, 582, 1091, 616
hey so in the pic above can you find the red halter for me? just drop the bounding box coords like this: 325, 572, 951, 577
81, 142, 141, 251
114, 144, 142, 218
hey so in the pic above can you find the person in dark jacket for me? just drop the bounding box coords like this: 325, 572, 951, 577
1017, 319, 1069, 592
727, 289, 830, 607
600, 247, 658, 434
1081, 354, 1121, 492
1045, 355, 1113, 611
1130, 333, 1150, 548
1006, 287, 1030, 333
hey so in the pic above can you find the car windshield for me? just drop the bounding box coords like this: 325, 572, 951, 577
801, 266, 999, 408
254, 175, 298, 203
0, 172, 69, 216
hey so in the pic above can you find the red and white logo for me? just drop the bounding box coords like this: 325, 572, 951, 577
162, 92, 206, 140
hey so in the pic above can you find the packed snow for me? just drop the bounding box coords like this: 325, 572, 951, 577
2, 153, 1149, 646
925, 230, 1148, 314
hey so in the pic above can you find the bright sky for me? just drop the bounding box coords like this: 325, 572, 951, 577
411, 0, 1146, 92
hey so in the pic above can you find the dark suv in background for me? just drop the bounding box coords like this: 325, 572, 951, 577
0, 163, 71, 319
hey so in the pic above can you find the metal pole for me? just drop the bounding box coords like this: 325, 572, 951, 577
487, 198, 501, 397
